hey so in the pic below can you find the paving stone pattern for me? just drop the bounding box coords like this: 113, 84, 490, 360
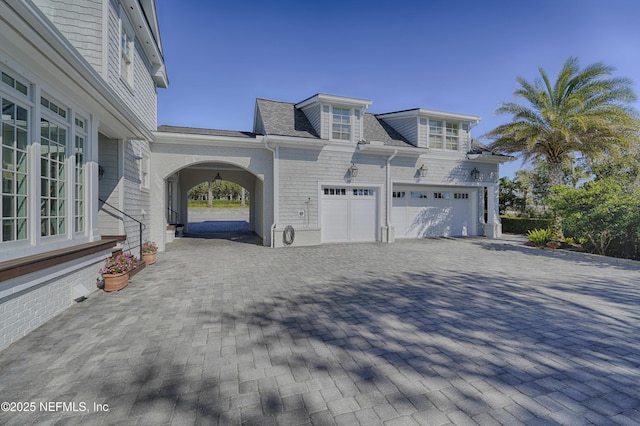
1, 228, 639, 425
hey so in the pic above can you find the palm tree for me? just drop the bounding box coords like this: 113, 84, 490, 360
485, 57, 639, 189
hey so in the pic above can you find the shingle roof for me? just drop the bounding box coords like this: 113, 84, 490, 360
255, 99, 319, 138
363, 114, 414, 147
256, 98, 414, 147
468, 138, 510, 156
156, 125, 255, 138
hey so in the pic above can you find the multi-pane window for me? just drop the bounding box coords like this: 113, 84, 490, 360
2, 72, 28, 96
454, 193, 469, 199
74, 117, 86, 233
445, 122, 459, 150
323, 187, 346, 196
392, 191, 406, 198
428, 120, 460, 151
1, 99, 29, 242
428, 120, 443, 149
433, 192, 450, 199
120, 14, 134, 85
411, 192, 429, 199
332, 108, 351, 140
353, 188, 374, 196
40, 113, 67, 237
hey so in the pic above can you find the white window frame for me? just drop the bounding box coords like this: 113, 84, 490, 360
140, 154, 149, 191
40, 95, 70, 239
1, 73, 31, 244
74, 116, 86, 233
120, 8, 135, 87
331, 107, 352, 141
428, 120, 460, 151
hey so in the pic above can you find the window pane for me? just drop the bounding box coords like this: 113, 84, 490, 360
3, 219, 14, 241
17, 218, 26, 239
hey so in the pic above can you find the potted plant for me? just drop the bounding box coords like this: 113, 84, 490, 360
100, 252, 139, 292
142, 241, 158, 265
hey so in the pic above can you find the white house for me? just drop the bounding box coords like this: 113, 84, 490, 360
152, 93, 510, 249
0, 0, 510, 352
0, 0, 167, 351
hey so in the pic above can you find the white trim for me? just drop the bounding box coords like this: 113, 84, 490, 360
296, 93, 372, 110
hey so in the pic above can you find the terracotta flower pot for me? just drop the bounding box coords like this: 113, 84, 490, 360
103, 271, 129, 292
143, 251, 157, 265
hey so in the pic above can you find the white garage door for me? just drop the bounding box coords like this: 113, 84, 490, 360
392, 188, 473, 238
321, 187, 378, 243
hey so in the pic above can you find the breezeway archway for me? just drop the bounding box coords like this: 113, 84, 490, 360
150, 128, 273, 251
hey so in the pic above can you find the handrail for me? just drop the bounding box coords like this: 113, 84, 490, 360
99, 198, 145, 260
167, 207, 179, 223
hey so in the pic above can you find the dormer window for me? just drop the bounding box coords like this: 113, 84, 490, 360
428, 120, 443, 149
428, 120, 459, 151
445, 122, 459, 150
332, 107, 351, 141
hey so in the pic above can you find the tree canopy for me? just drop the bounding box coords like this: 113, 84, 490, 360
485, 57, 639, 188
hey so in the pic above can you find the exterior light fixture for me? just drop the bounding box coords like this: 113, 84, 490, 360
417, 164, 427, 178
470, 167, 480, 181
98, 165, 105, 181
214, 172, 222, 186
349, 163, 359, 178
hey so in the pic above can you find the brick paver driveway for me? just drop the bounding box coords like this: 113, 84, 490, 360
1, 233, 639, 425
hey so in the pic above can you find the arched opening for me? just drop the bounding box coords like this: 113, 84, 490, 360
162, 161, 265, 245
186, 179, 250, 235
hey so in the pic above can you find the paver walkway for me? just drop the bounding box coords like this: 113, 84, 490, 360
1, 226, 639, 425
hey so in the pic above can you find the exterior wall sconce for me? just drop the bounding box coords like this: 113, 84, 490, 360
214, 172, 222, 186
470, 167, 481, 181
417, 164, 427, 178
98, 165, 104, 181
349, 163, 359, 178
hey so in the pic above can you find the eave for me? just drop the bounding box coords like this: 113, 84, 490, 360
3, 0, 154, 141
121, 0, 168, 88
357, 142, 429, 157
466, 152, 516, 164
296, 93, 372, 110
377, 108, 480, 124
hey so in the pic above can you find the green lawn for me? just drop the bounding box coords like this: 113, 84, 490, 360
188, 200, 249, 208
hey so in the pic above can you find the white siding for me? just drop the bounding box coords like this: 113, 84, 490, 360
383, 117, 419, 146
32, 0, 104, 74
122, 140, 151, 254
277, 147, 388, 229
106, 0, 158, 131
320, 105, 330, 139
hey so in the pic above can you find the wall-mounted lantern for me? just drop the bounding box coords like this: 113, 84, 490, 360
417, 164, 427, 178
349, 163, 359, 179
214, 172, 222, 186
470, 167, 481, 181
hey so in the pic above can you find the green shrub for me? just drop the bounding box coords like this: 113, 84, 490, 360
527, 228, 553, 245
550, 179, 640, 259
501, 217, 553, 235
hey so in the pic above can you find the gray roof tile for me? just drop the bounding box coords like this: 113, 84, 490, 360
157, 125, 255, 138
255, 99, 319, 138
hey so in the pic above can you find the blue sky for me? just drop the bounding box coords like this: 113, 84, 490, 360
155, 0, 640, 179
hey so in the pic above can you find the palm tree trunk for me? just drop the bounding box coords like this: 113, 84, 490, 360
549, 159, 563, 236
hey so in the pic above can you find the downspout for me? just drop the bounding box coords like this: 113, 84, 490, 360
263, 136, 278, 247
385, 149, 398, 230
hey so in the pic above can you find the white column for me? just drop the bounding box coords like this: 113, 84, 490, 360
484, 184, 502, 238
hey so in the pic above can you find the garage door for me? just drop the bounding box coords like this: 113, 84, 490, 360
321, 187, 378, 243
391, 188, 473, 238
